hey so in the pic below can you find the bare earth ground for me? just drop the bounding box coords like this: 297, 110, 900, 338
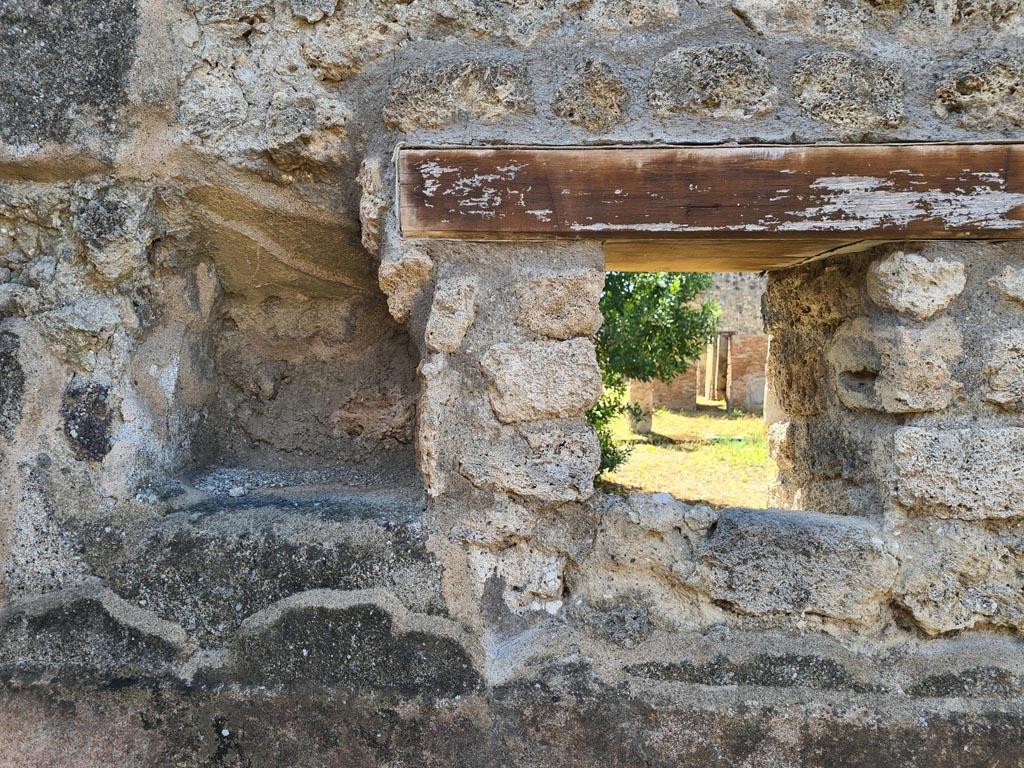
602, 401, 774, 509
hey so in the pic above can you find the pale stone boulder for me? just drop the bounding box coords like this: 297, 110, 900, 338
898, 518, 1024, 635
933, 56, 1024, 128
459, 420, 600, 503
697, 508, 897, 622
729, 0, 866, 46
992, 266, 1024, 304
552, 61, 631, 133
481, 339, 602, 423
895, 427, 1024, 519
648, 44, 776, 119
425, 277, 479, 353
467, 545, 565, 614
288, 0, 337, 22
866, 251, 966, 320
383, 60, 531, 131
517, 272, 603, 339
766, 421, 799, 471
584, 0, 679, 30
378, 249, 433, 324
417, 354, 458, 497
984, 329, 1024, 411
792, 52, 905, 129
827, 316, 963, 413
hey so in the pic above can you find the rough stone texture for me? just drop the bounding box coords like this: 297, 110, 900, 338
425, 277, 478, 353
934, 56, 1024, 127
60, 382, 114, 462
792, 53, 905, 129
79, 494, 442, 641
384, 60, 532, 132
867, 250, 966, 320
378, 249, 434, 324
459, 419, 600, 502
481, 339, 602, 423
584, 0, 680, 30
984, 329, 1024, 410
895, 427, 1024, 520
698, 508, 898, 622
730, 0, 868, 44
993, 265, 1024, 304
516, 272, 604, 340
827, 316, 963, 413
898, 518, 1024, 634
649, 44, 776, 119
552, 61, 631, 133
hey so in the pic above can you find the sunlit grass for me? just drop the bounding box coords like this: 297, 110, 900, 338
601, 401, 775, 509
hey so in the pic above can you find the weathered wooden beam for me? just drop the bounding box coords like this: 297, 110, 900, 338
398, 144, 1024, 242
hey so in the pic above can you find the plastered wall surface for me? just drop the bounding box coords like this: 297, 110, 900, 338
2, 0, 1024, 764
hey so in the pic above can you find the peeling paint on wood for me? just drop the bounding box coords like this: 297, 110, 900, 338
398, 145, 1024, 241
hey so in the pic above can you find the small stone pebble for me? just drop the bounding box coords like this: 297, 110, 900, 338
228, 486, 247, 498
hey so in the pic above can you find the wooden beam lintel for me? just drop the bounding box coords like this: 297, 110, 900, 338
397, 144, 1024, 271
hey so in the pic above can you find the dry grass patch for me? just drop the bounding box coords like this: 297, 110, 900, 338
601, 403, 774, 509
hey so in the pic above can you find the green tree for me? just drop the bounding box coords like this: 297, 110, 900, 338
589, 272, 720, 474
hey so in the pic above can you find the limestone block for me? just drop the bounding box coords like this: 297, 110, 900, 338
459, 420, 600, 502
517, 272, 603, 340
481, 339, 602, 423
357, 158, 386, 256
766, 421, 798, 471
417, 354, 457, 497
934, 57, 1024, 128
898, 519, 1024, 635
826, 317, 962, 413
207, 590, 480, 695
624, 492, 717, 538
384, 60, 531, 131
649, 44, 776, 119
729, 0, 866, 45
378, 249, 433, 323
866, 250, 966, 320
552, 61, 631, 133
288, 0, 337, 22
792, 53, 905, 129
984, 329, 1024, 411
697, 508, 897, 621
992, 266, 1024, 304
263, 90, 351, 172
468, 545, 565, 614
178, 67, 249, 139
584, 0, 679, 30
301, 8, 409, 81
895, 427, 1024, 519
425, 277, 479, 353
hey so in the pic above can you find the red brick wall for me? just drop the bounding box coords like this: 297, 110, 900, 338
726, 334, 770, 412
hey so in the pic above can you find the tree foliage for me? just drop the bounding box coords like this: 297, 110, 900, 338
588, 272, 720, 474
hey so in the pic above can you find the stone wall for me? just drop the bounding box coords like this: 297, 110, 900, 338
2, 0, 1024, 763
